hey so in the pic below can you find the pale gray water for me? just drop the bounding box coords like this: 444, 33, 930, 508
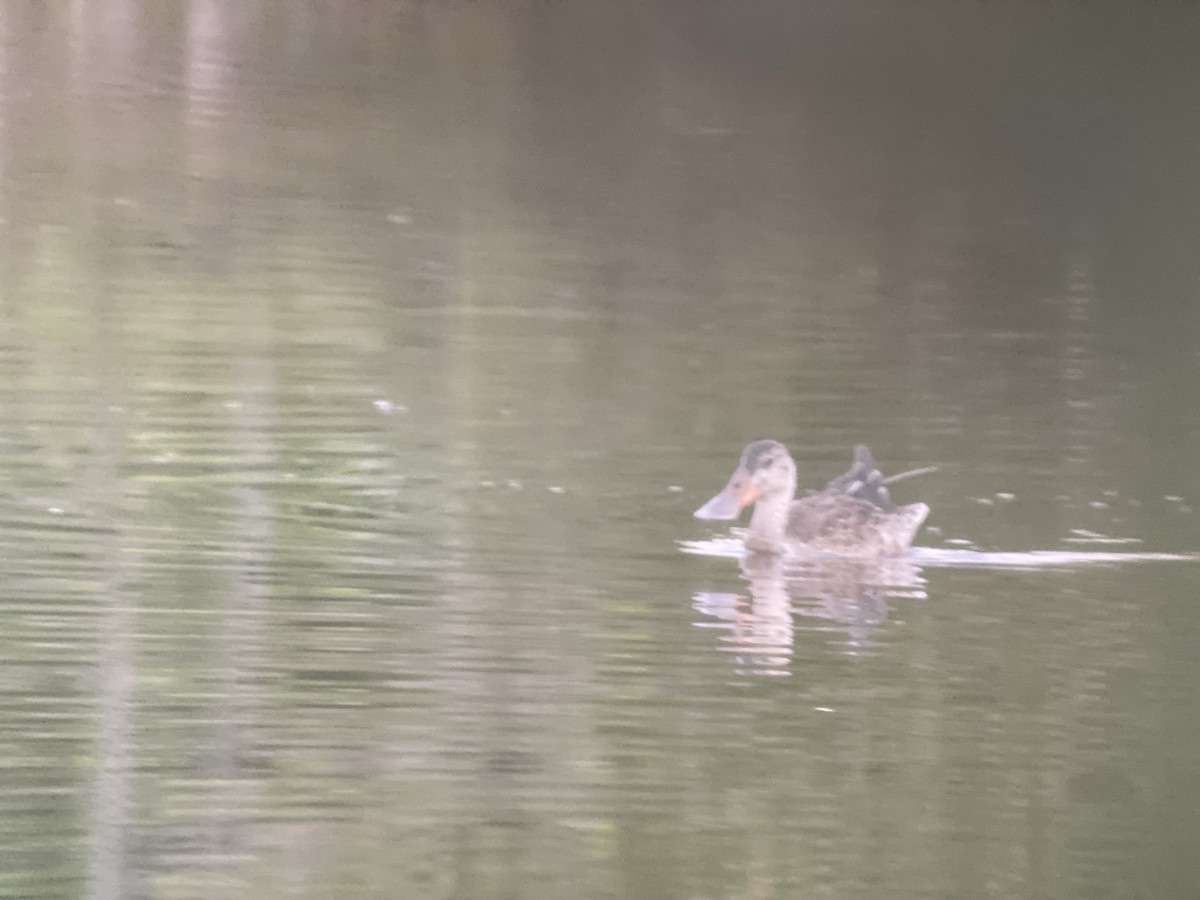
1, 2, 1200, 898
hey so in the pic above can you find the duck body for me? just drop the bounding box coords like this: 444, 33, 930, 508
694, 440, 929, 558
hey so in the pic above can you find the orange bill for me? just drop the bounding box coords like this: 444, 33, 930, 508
693, 468, 760, 520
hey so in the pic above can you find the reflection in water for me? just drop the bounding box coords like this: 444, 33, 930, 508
693, 551, 926, 674
88, 310, 135, 900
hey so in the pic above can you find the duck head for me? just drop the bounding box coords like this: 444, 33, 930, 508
694, 440, 796, 521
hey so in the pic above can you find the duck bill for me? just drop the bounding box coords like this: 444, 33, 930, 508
693, 469, 760, 521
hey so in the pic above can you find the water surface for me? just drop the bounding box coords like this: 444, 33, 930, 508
2, 2, 1200, 898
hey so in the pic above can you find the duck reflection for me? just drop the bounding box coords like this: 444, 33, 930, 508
692, 551, 926, 675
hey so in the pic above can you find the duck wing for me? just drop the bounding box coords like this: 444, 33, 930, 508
818, 444, 894, 510
786, 491, 882, 546
787, 446, 930, 555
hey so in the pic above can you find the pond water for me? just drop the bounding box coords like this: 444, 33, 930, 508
2, 2, 1200, 898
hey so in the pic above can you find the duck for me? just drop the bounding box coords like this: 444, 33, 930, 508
694, 440, 930, 557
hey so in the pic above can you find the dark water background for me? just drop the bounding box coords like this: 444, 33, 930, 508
1, 2, 1200, 898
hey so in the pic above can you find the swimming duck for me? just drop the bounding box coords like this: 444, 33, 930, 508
694, 441, 930, 557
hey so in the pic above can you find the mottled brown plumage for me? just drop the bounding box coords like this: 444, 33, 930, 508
694, 441, 930, 557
